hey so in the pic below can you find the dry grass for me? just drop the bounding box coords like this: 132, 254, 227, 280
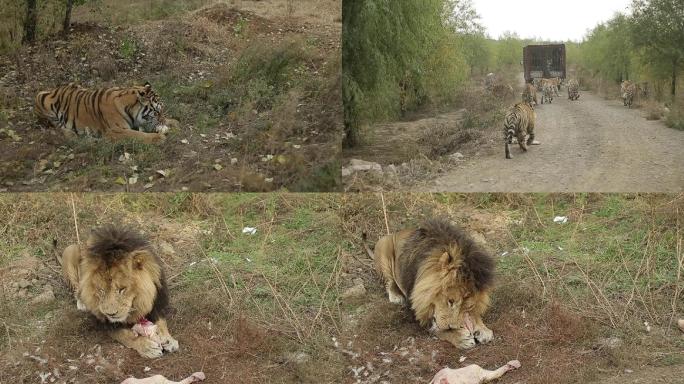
339, 193, 684, 384
0, 193, 344, 383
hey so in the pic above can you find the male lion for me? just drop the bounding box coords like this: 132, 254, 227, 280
56, 226, 179, 358
364, 218, 495, 349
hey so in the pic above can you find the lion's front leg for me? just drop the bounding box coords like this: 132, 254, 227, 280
472, 316, 493, 345
155, 318, 179, 353
110, 327, 163, 359
436, 328, 476, 350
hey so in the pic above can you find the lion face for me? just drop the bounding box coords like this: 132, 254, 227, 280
79, 246, 161, 325
87, 258, 138, 323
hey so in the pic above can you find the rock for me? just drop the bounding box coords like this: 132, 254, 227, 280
450, 152, 465, 161
342, 159, 383, 177
281, 351, 310, 364
342, 278, 366, 299
470, 232, 487, 244
596, 336, 622, 350
159, 241, 175, 256
213, 163, 223, 171
678, 319, 684, 333
31, 287, 55, 305
18, 278, 31, 289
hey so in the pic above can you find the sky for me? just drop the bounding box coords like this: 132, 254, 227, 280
471, 0, 633, 42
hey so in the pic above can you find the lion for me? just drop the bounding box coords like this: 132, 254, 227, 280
56, 225, 179, 358
363, 218, 495, 349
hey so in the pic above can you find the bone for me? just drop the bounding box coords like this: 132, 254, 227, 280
429, 360, 520, 384
120, 372, 205, 384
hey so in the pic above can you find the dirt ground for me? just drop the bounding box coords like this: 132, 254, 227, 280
343, 84, 683, 192
0, 0, 342, 192
426, 90, 684, 192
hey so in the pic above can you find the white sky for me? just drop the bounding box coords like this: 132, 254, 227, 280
471, 0, 632, 42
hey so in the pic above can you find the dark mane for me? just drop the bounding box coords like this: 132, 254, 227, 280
398, 217, 495, 297
88, 225, 151, 265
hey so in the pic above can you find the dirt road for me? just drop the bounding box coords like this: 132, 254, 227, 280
424, 91, 684, 192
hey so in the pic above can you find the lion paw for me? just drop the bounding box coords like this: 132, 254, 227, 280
161, 336, 179, 353
136, 338, 163, 359
474, 327, 493, 344
456, 336, 477, 350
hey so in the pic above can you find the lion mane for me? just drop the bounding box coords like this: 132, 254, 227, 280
58, 225, 178, 358
369, 218, 495, 348
400, 219, 494, 325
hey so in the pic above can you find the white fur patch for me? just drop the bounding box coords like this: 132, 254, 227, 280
76, 298, 87, 311
155, 124, 170, 134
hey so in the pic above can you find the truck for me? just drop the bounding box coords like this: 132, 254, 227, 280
523, 44, 566, 84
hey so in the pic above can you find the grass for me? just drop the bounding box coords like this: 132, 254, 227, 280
0, 193, 344, 383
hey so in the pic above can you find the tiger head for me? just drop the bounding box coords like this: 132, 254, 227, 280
136, 82, 169, 134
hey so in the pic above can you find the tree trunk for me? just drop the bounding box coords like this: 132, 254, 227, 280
63, 0, 74, 35
671, 59, 677, 97
23, 0, 37, 43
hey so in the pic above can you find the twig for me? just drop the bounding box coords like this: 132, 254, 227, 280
380, 192, 390, 235
669, 206, 682, 330
70, 193, 80, 244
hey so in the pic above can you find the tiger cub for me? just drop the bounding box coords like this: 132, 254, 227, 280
504, 102, 538, 159
35, 82, 169, 144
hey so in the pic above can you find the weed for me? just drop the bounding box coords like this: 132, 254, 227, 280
118, 38, 137, 60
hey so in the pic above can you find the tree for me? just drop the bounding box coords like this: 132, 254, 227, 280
63, 0, 88, 35
631, 0, 684, 97
63, 0, 74, 34
23, 0, 37, 43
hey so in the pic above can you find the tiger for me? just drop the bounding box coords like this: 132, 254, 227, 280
504, 102, 538, 159
541, 77, 561, 96
541, 82, 554, 104
522, 83, 538, 106
567, 79, 580, 101
35, 82, 169, 144
621, 80, 636, 109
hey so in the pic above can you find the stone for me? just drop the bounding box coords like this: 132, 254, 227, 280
342, 279, 366, 299
31, 287, 55, 305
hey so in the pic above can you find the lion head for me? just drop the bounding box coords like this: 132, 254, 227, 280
77, 226, 168, 325
400, 219, 494, 333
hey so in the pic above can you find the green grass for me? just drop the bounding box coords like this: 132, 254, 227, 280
118, 38, 138, 60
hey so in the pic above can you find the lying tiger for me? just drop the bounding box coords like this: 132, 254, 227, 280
504, 102, 538, 159
35, 82, 170, 144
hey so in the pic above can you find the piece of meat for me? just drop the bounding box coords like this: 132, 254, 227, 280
430, 360, 521, 384
120, 372, 205, 384
132, 318, 161, 345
